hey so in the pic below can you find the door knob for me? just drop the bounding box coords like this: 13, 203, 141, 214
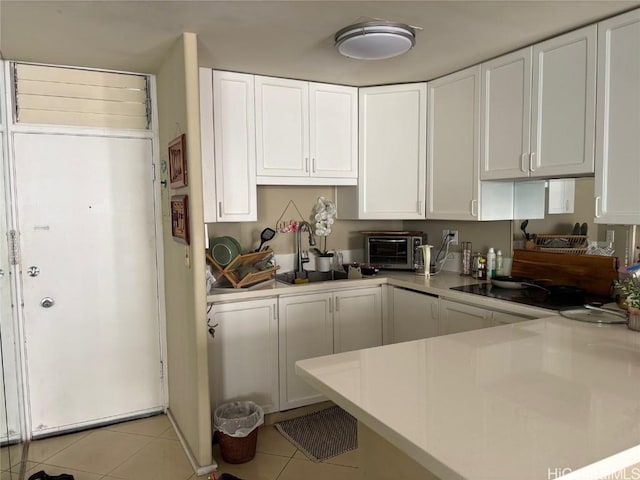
40, 297, 55, 308
27, 266, 40, 277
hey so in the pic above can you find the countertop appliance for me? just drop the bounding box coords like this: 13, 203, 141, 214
450, 283, 611, 311
362, 231, 426, 271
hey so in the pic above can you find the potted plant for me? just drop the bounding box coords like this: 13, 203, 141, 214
312, 196, 337, 272
614, 275, 640, 331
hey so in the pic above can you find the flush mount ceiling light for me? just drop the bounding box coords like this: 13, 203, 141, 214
335, 21, 416, 60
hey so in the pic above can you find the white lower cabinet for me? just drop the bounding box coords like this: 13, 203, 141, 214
207, 298, 279, 414
279, 286, 382, 410
439, 299, 493, 335
333, 288, 382, 353
390, 287, 439, 343
491, 311, 532, 326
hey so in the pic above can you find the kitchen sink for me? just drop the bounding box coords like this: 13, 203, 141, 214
276, 270, 349, 285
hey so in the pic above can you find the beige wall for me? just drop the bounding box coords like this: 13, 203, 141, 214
157, 33, 211, 468
208, 186, 403, 254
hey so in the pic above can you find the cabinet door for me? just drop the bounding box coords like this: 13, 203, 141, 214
309, 83, 358, 180
427, 66, 480, 220
390, 287, 439, 343
212, 70, 257, 221
255, 76, 309, 178
480, 48, 532, 180
279, 293, 333, 410
531, 26, 596, 177
491, 311, 532, 327
358, 83, 427, 219
547, 179, 575, 214
595, 9, 640, 225
333, 287, 382, 353
438, 299, 492, 335
208, 298, 279, 414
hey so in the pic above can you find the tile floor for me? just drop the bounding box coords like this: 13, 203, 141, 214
1, 414, 360, 480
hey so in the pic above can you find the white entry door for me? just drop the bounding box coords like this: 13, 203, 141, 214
13, 133, 163, 436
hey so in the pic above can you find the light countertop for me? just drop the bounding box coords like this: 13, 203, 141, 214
296, 317, 640, 480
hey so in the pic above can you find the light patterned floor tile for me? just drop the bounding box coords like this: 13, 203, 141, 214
160, 426, 178, 440
24, 463, 103, 480
28, 430, 90, 463
212, 446, 289, 480
103, 414, 170, 437
277, 458, 360, 480
107, 438, 193, 480
0, 444, 25, 469
44, 430, 152, 475
256, 426, 296, 458
323, 447, 360, 468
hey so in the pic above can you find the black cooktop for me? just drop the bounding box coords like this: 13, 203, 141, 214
450, 283, 611, 311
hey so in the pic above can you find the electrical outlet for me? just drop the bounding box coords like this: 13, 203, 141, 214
606, 230, 615, 244
442, 229, 459, 245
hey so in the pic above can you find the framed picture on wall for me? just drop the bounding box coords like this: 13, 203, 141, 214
168, 134, 187, 188
171, 195, 190, 245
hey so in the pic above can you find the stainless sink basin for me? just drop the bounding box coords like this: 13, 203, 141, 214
276, 270, 348, 285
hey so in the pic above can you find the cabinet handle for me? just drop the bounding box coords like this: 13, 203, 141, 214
335, 297, 340, 312
595, 196, 601, 218
417, 200, 423, 214
520, 154, 528, 173
565, 199, 569, 212
305, 158, 309, 173
273, 304, 277, 320
329, 297, 333, 314
218, 201, 223, 218
471, 199, 478, 217
312, 158, 316, 173
529, 152, 537, 172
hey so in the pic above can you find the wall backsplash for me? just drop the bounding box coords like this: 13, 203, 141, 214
207, 178, 635, 267
206, 186, 402, 254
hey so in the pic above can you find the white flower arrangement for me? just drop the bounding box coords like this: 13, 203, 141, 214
312, 196, 337, 255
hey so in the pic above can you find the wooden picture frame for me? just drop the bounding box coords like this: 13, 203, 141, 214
168, 134, 187, 188
170, 195, 190, 245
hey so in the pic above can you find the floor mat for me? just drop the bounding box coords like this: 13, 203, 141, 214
274, 406, 357, 462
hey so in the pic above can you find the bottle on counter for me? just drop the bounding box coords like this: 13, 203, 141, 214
496, 249, 504, 276
486, 247, 496, 279
477, 257, 487, 280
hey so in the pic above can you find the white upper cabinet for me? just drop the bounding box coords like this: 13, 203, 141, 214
481, 26, 596, 180
547, 178, 575, 214
309, 83, 358, 179
595, 8, 640, 225
427, 66, 480, 220
531, 25, 596, 177
255, 76, 309, 179
481, 48, 532, 180
355, 83, 427, 219
200, 69, 257, 222
255, 76, 357, 185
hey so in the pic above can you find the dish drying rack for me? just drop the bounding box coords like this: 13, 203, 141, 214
206, 250, 279, 288
533, 234, 588, 254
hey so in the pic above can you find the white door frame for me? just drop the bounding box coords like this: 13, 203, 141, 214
2, 64, 168, 438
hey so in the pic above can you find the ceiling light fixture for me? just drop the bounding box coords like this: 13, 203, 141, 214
335, 21, 416, 60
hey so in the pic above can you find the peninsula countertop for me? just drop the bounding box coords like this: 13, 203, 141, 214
296, 317, 640, 480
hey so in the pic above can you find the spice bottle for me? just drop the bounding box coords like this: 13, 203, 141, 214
496, 250, 504, 276
477, 257, 487, 280
487, 247, 496, 279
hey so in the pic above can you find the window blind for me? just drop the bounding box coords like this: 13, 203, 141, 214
13, 63, 151, 129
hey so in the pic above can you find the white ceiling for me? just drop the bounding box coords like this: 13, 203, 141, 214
1, 1, 638, 86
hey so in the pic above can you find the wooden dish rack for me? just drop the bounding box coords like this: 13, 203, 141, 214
532, 234, 588, 254
206, 250, 279, 288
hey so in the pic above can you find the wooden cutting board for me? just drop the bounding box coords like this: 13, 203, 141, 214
511, 249, 619, 297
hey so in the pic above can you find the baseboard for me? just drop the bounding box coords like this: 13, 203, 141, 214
167, 408, 217, 477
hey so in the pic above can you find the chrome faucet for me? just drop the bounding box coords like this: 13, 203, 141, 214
296, 221, 316, 273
